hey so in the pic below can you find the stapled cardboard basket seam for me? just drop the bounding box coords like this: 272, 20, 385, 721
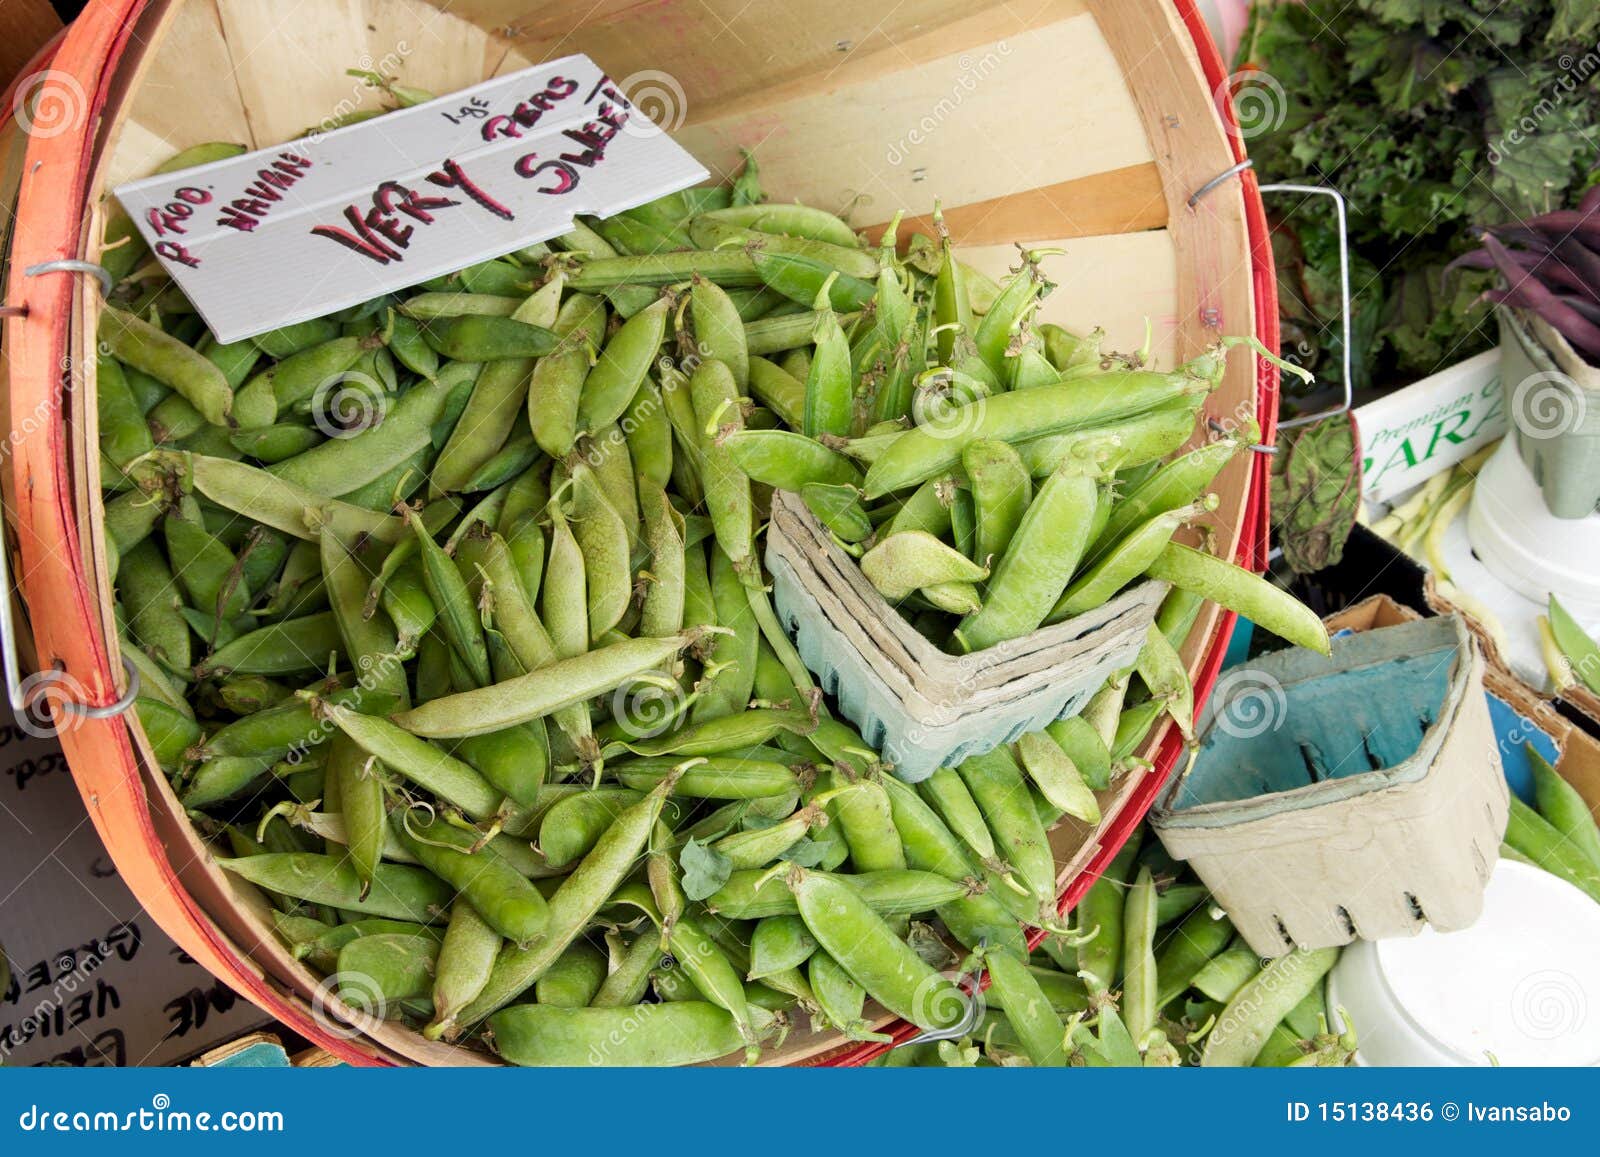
767, 489, 1166, 780
3, 0, 1280, 1066
1151, 615, 1509, 959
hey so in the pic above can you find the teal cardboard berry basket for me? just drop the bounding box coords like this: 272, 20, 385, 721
766, 490, 1165, 781
1151, 615, 1507, 958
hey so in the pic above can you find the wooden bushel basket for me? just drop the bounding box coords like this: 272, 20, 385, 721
2, 0, 1280, 1065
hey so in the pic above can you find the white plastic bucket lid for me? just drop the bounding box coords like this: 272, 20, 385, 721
1327, 858, 1600, 1066
1467, 439, 1600, 620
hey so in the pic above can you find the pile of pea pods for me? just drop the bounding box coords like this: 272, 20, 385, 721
97, 137, 1331, 1065
872, 825, 1355, 1068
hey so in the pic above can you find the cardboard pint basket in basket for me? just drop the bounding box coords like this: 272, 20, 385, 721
2, 0, 1280, 1065
767, 489, 1166, 780
1152, 615, 1508, 959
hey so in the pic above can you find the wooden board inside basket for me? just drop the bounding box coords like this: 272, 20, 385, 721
23, 0, 1257, 1066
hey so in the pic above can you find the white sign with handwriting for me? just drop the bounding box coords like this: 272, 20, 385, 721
113, 56, 707, 344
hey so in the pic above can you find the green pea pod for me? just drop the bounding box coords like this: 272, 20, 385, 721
489, 1002, 744, 1066
98, 356, 156, 470
614, 756, 796, 799
1156, 586, 1208, 651
336, 933, 440, 1009
323, 701, 503, 820
724, 429, 861, 490
790, 482, 866, 545
1145, 543, 1330, 656
542, 499, 589, 660
538, 790, 646, 867
690, 276, 751, 390
802, 281, 854, 438
253, 318, 341, 358
1548, 595, 1600, 696
408, 510, 490, 687
695, 203, 859, 249
567, 251, 761, 290
827, 769, 905, 872
1044, 714, 1112, 792
985, 945, 1068, 1066
753, 249, 877, 312
791, 870, 962, 1032
100, 308, 233, 427
219, 853, 450, 923
863, 367, 1217, 498
1050, 502, 1200, 622
963, 439, 1032, 567
459, 778, 674, 1026
454, 720, 549, 809
1076, 832, 1141, 994
746, 357, 807, 428
626, 382, 675, 491
193, 610, 342, 677
748, 915, 819, 978
163, 497, 250, 620
860, 532, 988, 603
431, 281, 562, 494
1121, 866, 1159, 1045
1528, 747, 1600, 869
391, 632, 698, 739
809, 951, 884, 1040
135, 698, 201, 770
1092, 426, 1252, 555
1134, 623, 1195, 742
706, 869, 966, 921
326, 734, 386, 898
638, 479, 686, 639
578, 296, 669, 433
392, 808, 550, 943
955, 467, 1096, 651
421, 315, 557, 361
591, 933, 661, 1008
886, 478, 956, 539
690, 360, 754, 576
424, 900, 500, 1041
1201, 947, 1339, 1067
568, 461, 633, 643
526, 293, 606, 458
1504, 794, 1600, 903
972, 256, 1049, 377
534, 941, 609, 1008
1155, 905, 1235, 1007
1016, 732, 1099, 824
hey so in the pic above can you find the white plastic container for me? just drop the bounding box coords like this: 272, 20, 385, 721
1467, 438, 1600, 621
1327, 858, 1600, 1066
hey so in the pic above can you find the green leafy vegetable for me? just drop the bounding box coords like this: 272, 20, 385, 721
678, 837, 733, 902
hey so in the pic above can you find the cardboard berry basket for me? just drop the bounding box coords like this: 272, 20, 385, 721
1, 0, 1278, 1065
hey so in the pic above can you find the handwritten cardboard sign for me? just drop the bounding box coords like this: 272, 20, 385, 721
0, 714, 266, 1066
113, 56, 708, 344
